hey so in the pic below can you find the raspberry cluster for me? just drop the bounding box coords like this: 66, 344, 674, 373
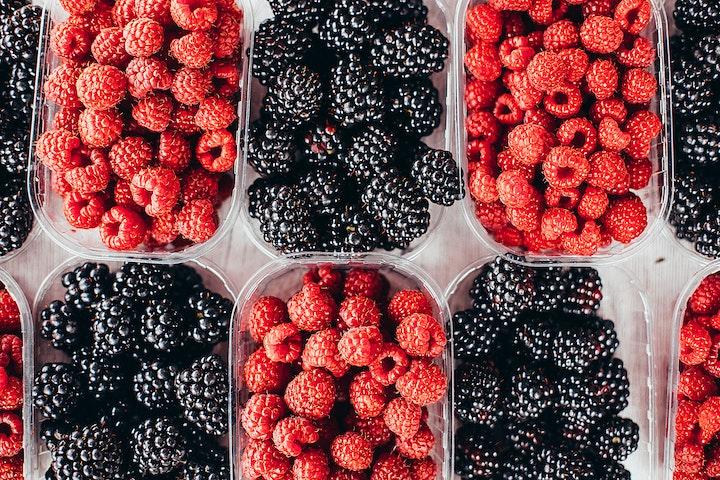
464, 0, 661, 256
0, 284, 23, 475
241, 266, 449, 479
36, 0, 244, 251
675, 273, 720, 478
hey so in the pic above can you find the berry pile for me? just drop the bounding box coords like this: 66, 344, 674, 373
0, 1, 40, 259
246, 1, 464, 254
33, 261, 234, 480
464, 0, 662, 256
0, 283, 23, 480
35, 0, 245, 251
668, 0, 720, 258
240, 266, 449, 479
452, 257, 639, 478
674, 272, 720, 478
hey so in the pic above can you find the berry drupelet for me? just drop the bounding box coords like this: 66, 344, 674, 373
0, 177, 33, 258
454, 424, 502, 479
131, 417, 188, 476
62, 262, 112, 313
51, 424, 125, 480
247, 119, 298, 177
251, 18, 314, 87
175, 354, 229, 436
454, 360, 503, 427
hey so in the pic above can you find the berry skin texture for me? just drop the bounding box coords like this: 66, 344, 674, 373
578, 186, 610, 220
699, 397, 720, 444
64, 192, 106, 229
543, 82, 583, 119
621, 68, 657, 104
527, 51, 568, 92
598, 117, 631, 152
284, 368, 336, 420
508, 123, 554, 165
294, 448, 331, 480
586, 59, 619, 100
388, 290, 433, 324
172, 67, 211, 105
241, 439, 290, 480
78, 109, 123, 148
181, 167, 218, 203
675, 443, 704, 474
177, 199, 218, 243
132, 92, 174, 132
465, 43, 502, 82
0, 294, 19, 333
396, 359, 448, 406
369, 343, 409, 387
149, 211, 179, 244
195, 97, 237, 131
543, 20, 578, 51
289, 283, 338, 332
466, 4, 502, 44
343, 269, 388, 301
64, 149, 111, 194
331, 432, 373, 471
681, 322, 712, 366
304, 266, 344, 297
383, 397, 422, 440
303, 328, 349, 378
614, 0, 651, 34
170, 0, 218, 31
410, 458, 437, 480
556, 118, 598, 156
134, 0, 172, 24
249, 296, 288, 343
171, 31, 214, 69
50, 22, 91, 62
371, 453, 411, 480
123, 18, 164, 57
543, 146, 590, 189
99, 206, 147, 250
580, 15, 623, 53
36, 129, 83, 173
679, 366, 718, 401
602, 194, 647, 243
61, 0, 97, 14
338, 295, 382, 329
130, 167, 180, 217
158, 131, 192, 172
109, 136, 152, 181
76, 64, 127, 110
587, 150, 630, 194
92, 27, 131, 66
0, 376, 21, 410
676, 399, 700, 446
690, 275, 720, 316
562, 219, 603, 255
541, 207, 578, 241
44, 64, 83, 108
273, 416, 319, 457
126, 57, 173, 99
196, 129, 236, 172
263, 323, 302, 363
627, 158, 652, 190
497, 170, 537, 208
396, 313, 446, 358
339, 326, 384, 367
244, 347, 291, 394
0, 413, 22, 457
0, 456, 22, 480
346, 412, 393, 448
349, 370, 387, 419
396, 424, 434, 459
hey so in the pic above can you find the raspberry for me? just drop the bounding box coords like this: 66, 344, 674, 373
69, 7, 115, 34
489, 0, 532, 10
248, 297, 287, 343
495, 225, 526, 247
705, 336, 720, 377
135, 0, 172, 24
54, 107, 82, 133
602, 193, 647, 243
590, 98, 628, 124
132, 92, 174, 132
288, 283, 337, 332
396, 313, 446, 358
196, 129, 236, 172
468, 139, 497, 171
506, 191, 542, 231
621, 68, 657, 104
0, 413, 22, 457
177, 199, 218, 243
587, 150, 629, 193
508, 123, 554, 165
625, 110, 661, 160
497, 169, 537, 208
507, 71, 544, 110
244, 347, 291, 394
469, 171, 498, 204
294, 449, 331, 480
467, 3, 502, 44
679, 366, 718, 401
60, 0, 97, 14
343, 269, 387, 301
542, 146, 590, 189
466, 110, 501, 144
582, 0, 614, 15
561, 220, 602, 255
78, 108, 123, 148
545, 186, 580, 209
396, 359, 447, 406
148, 211, 179, 244
526, 51, 567, 91
614, 0, 650, 34
130, 166, 180, 217
598, 117, 630, 152
410, 458, 436, 480
100, 205, 147, 250
465, 42, 502, 82
627, 157, 652, 190
64, 148, 111, 194
556, 117, 597, 156
524, 107, 556, 130
284, 369, 336, 420
338, 296, 381, 330
151, 133, 189, 174
369, 343, 409, 387
0, 455, 22, 480
499, 36, 535, 71
388, 290, 433, 324
541, 207, 578, 241
210, 60, 241, 97
50, 22, 91, 62
0, 372, 21, 410
543, 82, 583, 118
617, 36, 655, 68
303, 328, 349, 378
76, 64, 127, 110
64, 191, 106, 229
305, 266, 344, 297
330, 469, 366, 480
181, 167, 218, 203
528, 0, 568, 24
331, 432, 373, 472
170, 0, 218, 31
112, 0, 137, 27
383, 397, 421, 440
586, 59, 619, 101
214, 10, 243, 58
349, 370, 387, 419
109, 136, 153, 181
36, 129, 83, 173
241, 439, 290, 480
543, 20, 578, 50
689, 275, 720, 316
273, 416, 319, 457
125, 57, 173, 99
581, 15, 624, 54
171, 31, 214, 69
699, 397, 720, 444
172, 67, 211, 105
123, 18, 164, 58
263, 323, 302, 363
396, 424, 434, 459
676, 399, 700, 446
675, 443, 705, 474
557, 48, 589, 83
577, 185, 609, 219
346, 412, 393, 448
339, 326, 384, 367
493, 94, 523, 124
0, 294, 18, 333
111, 180, 136, 208
195, 96, 237, 131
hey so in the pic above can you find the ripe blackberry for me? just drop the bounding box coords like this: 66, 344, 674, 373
32, 363, 83, 420
551, 318, 616, 372
247, 119, 298, 177
370, 23, 449, 79
674, 0, 720, 34
187, 289, 233, 347
0, 177, 33, 257
251, 18, 313, 86
506, 364, 556, 421
591, 416, 640, 461
368, 0, 428, 26
538, 448, 596, 479
93, 295, 137, 357
669, 168, 716, 241
268, 0, 327, 29
141, 299, 189, 353
40, 300, 87, 352
62, 262, 112, 312
91, 394, 146, 436
499, 451, 541, 480
596, 460, 631, 480
298, 167, 346, 216
132, 360, 179, 411
410, 145, 464, 206
263, 64, 325, 130
40, 419, 74, 452
258, 184, 318, 253
563, 267, 603, 315
0, 0, 28, 16
387, 79, 442, 138
692, 35, 720, 73
328, 53, 385, 128
179, 462, 231, 480
247, 176, 282, 220
454, 361, 503, 427
672, 57, 715, 119
323, 204, 379, 252
0, 130, 29, 175
302, 120, 346, 168
78, 354, 128, 399
319, 0, 375, 52
452, 308, 501, 360
131, 417, 188, 476
695, 210, 720, 258
112, 263, 176, 303
588, 358, 630, 415
175, 354, 229, 436
361, 170, 430, 249
477, 256, 537, 319
556, 372, 607, 439
52, 424, 125, 480
679, 121, 720, 167
341, 125, 398, 181
0, 5, 41, 64
506, 420, 548, 455
533, 267, 568, 311
514, 313, 555, 361
454, 424, 502, 479
6, 59, 34, 128
172, 264, 204, 295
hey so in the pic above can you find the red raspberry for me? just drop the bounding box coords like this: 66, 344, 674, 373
170, 0, 218, 31
273, 416, 319, 457
489, 0, 532, 10
148, 210, 179, 244
617, 36, 656, 68
338, 296, 381, 330
294, 448, 331, 480
396, 313, 446, 358
580, 15, 623, 53
614, 0, 651, 34
170, 31, 214, 69
699, 396, 720, 444
196, 129, 236, 172
64, 191, 106, 229
134, 0, 172, 24
36, 129, 83, 173
590, 97, 628, 124
498, 36, 535, 71
467, 3, 502, 44
396, 359, 447, 406
177, 199, 218, 243
676, 399, 700, 446
68, 7, 114, 35
555, 118, 597, 156
388, 290, 432, 324
54, 107, 81, 133
303, 328, 349, 378
195, 96, 237, 131
577, 185, 609, 219
625, 110, 662, 160
343, 269, 388, 301
508, 124, 555, 166
598, 117, 630, 152
523, 108, 555, 131
304, 266, 344, 297
497, 169, 537, 208
64, 148, 111, 194
541, 207, 578, 241
285, 369, 336, 420
680, 365, 719, 401
0, 371, 21, 410
468, 140, 497, 172
263, 323, 302, 363
543, 82, 583, 118
545, 186, 580, 209
339, 326, 383, 367
241, 439, 290, 480
396, 424, 434, 459
621, 68, 657, 104
60, 0, 97, 14
369, 343, 409, 387
469, 171, 498, 203
543, 20, 578, 50
109, 136, 152, 181
76, 64, 127, 110
130, 166, 180, 217
248, 296, 287, 343
383, 397, 421, 440
78, 108, 123, 148
244, 347, 291, 394
582, 0, 614, 15
494, 224, 526, 247
371, 453, 411, 480
100, 206, 147, 250
288, 283, 337, 332
132, 92, 174, 132
542, 146, 589, 189
155, 132, 191, 173
50, 22, 91, 61
501, 11, 527, 37
586, 59, 618, 101
330, 469, 367, 480
210, 60, 241, 97
346, 412, 393, 448
466, 110, 501, 144
602, 193, 647, 243
493, 94, 523, 125
125, 57, 173, 99
587, 150, 629, 193
556, 48, 589, 83
705, 336, 720, 377
112, 0, 137, 27
172, 67, 211, 105
627, 157, 653, 190
331, 432, 373, 472
0, 413, 22, 457
506, 191, 542, 231
214, 10, 243, 58
0, 293, 18, 334
527, 51, 567, 91
528, 0, 568, 24
410, 458, 436, 480
561, 220, 602, 255
181, 168, 219, 204
464, 42, 502, 82
689, 275, 720, 316
507, 71, 544, 110
0, 455, 22, 480
524, 228, 561, 252
349, 370, 386, 419
675, 442, 705, 474
123, 18, 164, 58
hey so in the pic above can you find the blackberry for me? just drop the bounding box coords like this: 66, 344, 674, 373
267, 0, 327, 29
556, 372, 607, 439
132, 359, 179, 411
40, 300, 86, 352
514, 313, 555, 361
40, 419, 73, 452
328, 53, 385, 128
669, 169, 716, 241
506, 420, 548, 455
187, 289, 233, 346
341, 125, 398, 181
551, 324, 608, 372
410, 146, 464, 205
32, 363, 83, 420
258, 184, 318, 253
321, 204, 378, 252
387, 79, 442, 138
247, 176, 282, 220
532, 267, 567, 311
370, 23, 449, 79
499, 451, 541, 480
0, 177, 32, 257
319, 0, 374, 52
679, 121, 720, 167
62, 262, 112, 312
591, 416, 639, 461
477, 256, 537, 318
51, 424, 125, 480
298, 167, 346, 216
596, 460, 631, 480
454, 361, 503, 427
563, 267, 603, 315
131, 417, 188, 475
587, 358, 630, 415
452, 308, 501, 360
0, 5, 41, 64
0, 130, 29, 175
79, 355, 128, 399
302, 120, 345, 168
263, 64, 325, 130
695, 210, 720, 258
175, 354, 229, 436
361, 170, 430, 249
6, 59, 34, 127
247, 119, 297, 177
112, 262, 176, 303
179, 462, 231, 480
692, 34, 720, 73
251, 18, 313, 86
538, 448, 596, 479
454, 424, 502, 479
674, 0, 720, 34
368, 0, 428, 26
92, 295, 137, 357
141, 299, 189, 354
506, 364, 556, 421
92, 395, 146, 435
672, 57, 715, 119
0, 0, 28, 16
172, 264, 205, 299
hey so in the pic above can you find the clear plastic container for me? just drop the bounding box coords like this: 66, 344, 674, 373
27, 0, 254, 264
229, 252, 453, 479
453, 0, 675, 265
665, 224, 718, 266
239, 0, 459, 261
445, 257, 659, 478
24, 257, 238, 479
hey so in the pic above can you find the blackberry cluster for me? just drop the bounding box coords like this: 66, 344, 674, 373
248, 2, 463, 254
670, 3, 720, 258
35, 262, 232, 480
453, 257, 639, 479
